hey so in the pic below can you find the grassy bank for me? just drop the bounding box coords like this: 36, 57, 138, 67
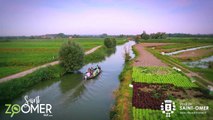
0, 65, 62, 102
111, 61, 133, 120
111, 45, 136, 120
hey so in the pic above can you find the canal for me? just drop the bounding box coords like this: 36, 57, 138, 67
0, 41, 135, 120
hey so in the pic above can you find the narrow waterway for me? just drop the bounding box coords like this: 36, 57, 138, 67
183, 55, 213, 68
164, 45, 213, 55
0, 41, 135, 120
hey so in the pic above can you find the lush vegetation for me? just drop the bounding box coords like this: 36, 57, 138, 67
104, 38, 116, 48
0, 38, 126, 78
59, 41, 84, 72
132, 67, 197, 88
140, 31, 150, 40
140, 31, 167, 40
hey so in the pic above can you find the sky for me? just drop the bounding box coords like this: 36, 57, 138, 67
0, 0, 213, 36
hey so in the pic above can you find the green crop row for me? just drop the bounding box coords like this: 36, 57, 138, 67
133, 107, 165, 120
132, 67, 197, 88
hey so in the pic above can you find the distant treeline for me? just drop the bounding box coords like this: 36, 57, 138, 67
136, 31, 213, 41
1, 32, 213, 41
137, 31, 167, 40
167, 33, 213, 38
0, 33, 134, 40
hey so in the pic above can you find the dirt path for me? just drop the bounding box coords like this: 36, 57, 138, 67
133, 43, 168, 67
0, 45, 102, 83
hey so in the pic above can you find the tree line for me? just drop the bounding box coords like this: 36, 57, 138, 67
137, 31, 167, 40
137, 31, 213, 40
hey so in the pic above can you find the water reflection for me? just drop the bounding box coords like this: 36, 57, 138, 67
165, 45, 213, 55
106, 48, 116, 57
59, 73, 86, 103
59, 73, 84, 93
183, 55, 213, 68
85, 47, 116, 64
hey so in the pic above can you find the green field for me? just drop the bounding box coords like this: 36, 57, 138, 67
132, 67, 197, 88
0, 38, 126, 78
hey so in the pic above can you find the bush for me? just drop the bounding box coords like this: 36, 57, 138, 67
208, 61, 213, 69
141, 31, 149, 40
134, 36, 140, 43
104, 38, 116, 48
59, 41, 84, 73
123, 46, 131, 62
111, 38, 116, 47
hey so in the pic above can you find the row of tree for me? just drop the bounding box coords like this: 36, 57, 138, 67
140, 31, 167, 40
139, 31, 213, 40
0, 33, 130, 40
104, 38, 116, 48
167, 33, 213, 38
